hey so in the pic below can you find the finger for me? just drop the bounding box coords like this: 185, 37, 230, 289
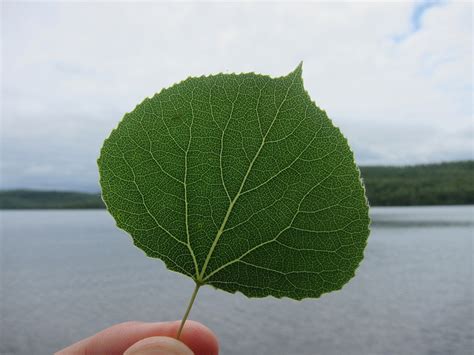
55, 320, 218, 355
124, 336, 193, 355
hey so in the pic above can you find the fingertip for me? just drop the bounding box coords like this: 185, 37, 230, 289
177, 320, 219, 355
124, 336, 193, 355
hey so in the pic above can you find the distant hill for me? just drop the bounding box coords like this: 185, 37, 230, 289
360, 161, 473, 206
0, 190, 105, 209
1, 161, 472, 209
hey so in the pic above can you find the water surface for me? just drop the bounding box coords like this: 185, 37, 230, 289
1, 206, 472, 355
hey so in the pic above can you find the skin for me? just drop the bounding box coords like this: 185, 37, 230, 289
55, 320, 219, 355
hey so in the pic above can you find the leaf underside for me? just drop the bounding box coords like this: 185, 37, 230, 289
98, 64, 370, 300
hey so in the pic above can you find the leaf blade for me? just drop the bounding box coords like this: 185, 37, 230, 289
98, 64, 370, 300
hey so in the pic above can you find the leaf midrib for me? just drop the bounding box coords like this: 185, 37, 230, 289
196, 73, 298, 282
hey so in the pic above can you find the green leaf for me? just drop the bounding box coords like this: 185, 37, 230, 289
98, 64, 370, 301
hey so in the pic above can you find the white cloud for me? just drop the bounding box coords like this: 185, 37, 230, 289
1, 1, 472, 190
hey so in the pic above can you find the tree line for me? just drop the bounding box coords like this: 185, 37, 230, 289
1, 161, 472, 209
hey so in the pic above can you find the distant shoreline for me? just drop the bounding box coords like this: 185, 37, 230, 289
1, 161, 472, 209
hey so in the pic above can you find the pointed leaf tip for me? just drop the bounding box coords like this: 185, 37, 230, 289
288, 61, 303, 78
296, 61, 303, 70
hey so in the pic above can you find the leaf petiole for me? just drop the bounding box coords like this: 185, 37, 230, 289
176, 282, 201, 339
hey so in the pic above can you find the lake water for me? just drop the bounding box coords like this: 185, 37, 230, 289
1, 206, 473, 355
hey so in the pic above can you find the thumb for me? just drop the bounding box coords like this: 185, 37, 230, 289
124, 336, 194, 355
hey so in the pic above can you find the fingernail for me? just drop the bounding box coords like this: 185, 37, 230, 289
124, 336, 194, 355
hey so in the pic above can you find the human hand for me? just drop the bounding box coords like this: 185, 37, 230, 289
55, 320, 219, 355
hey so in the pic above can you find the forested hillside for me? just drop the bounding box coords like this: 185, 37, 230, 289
1, 161, 472, 208
360, 161, 473, 206
0, 190, 105, 209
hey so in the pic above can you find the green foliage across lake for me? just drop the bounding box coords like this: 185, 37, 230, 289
360, 161, 474, 206
1, 161, 472, 209
0, 190, 105, 209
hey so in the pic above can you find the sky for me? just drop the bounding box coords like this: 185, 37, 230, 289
1, 0, 473, 191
